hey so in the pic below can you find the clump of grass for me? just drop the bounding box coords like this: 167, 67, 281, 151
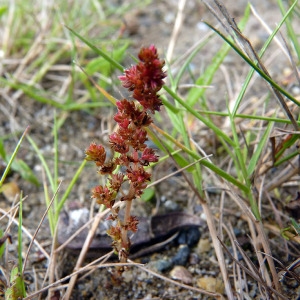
0, 128, 28, 299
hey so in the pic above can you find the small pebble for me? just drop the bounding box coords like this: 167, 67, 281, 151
197, 277, 225, 293
122, 269, 134, 283
164, 199, 179, 211
170, 266, 193, 285
292, 85, 300, 96
196, 22, 209, 32
197, 238, 211, 254
177, 227, 201, 247
152, 259, 173, 272
189, 252, 200, 265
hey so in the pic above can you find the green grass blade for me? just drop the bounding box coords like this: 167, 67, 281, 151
205, 23, 300, 107
0, 229, 5, 258
186, 4, 250, 107
63, 102, 111, 110
5, 265, 26, 299
18, 193, 23, 273
247, 121, 274, 177
277, 0, 300, 60
43, 178, 55, 236
160, 95, 180, 114
152, 125, 248, 192
27, 135, 55, 192
186, 41, 231, 107
146, 128, 193, 172
173, 33, 213, 88
0, 138, 6, 160
290, 218, 300, 235
0, 78, 113, 111
0, 5, 7, 18
53, 114, 59, 214
164, 86, 234, 146
228, 108, 249, 182
0, 78, 64, 109
275, 132, 299, 161
231, 0, 300, 116
17, 193, 26, 297
274, 148, 299, 167
0, 127, 29, 187
196, 110, 300, 124
11, 160, 39, 186
0, 135, 39, 186
66, 25, 124, 72
56, 159, 87, 222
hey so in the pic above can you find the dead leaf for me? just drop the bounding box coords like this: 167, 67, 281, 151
1, 182, 20, 202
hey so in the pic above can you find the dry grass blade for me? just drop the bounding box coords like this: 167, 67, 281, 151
62, 211, 106, 299
250, 5, 289, 59
75, 62, 117, 105
22, 180, 62, 274
265, 156, 299, 191
257, 252, 300, 284
224, 186, 276, 289
226, 223, 245, 296
147, 155, 213, 188
236, 239, 266, 284
201, 0, 235, 40
209, 0, 299, 132
218, 238, 287, 299
278, 257, 300, 283
76, 251, 114, 282
0, 206, 49, 260
252, 49, 300, 132
279, 33, 300, 89
54, 215, 95, 253
203, 0, 298, 291
166, 0, 186, 62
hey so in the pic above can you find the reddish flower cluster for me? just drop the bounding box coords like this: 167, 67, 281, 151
119, 44, 166, 113
85, 45, 165, 262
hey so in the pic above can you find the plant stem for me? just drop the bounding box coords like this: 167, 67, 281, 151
121, 199, 132, 262
256, 221, 281, 292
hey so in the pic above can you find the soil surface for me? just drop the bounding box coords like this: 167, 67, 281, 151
0, 0, 299, 299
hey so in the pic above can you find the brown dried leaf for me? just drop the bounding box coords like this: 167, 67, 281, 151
1, 182, 20, 202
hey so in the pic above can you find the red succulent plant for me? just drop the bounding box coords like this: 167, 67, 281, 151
85, 45, 166, 263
